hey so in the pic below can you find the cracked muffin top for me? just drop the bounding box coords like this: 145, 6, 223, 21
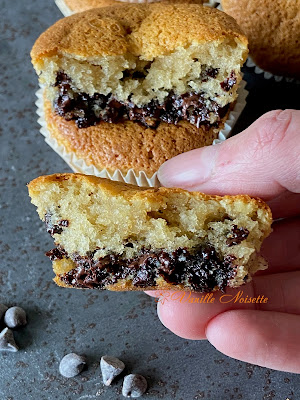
31, 3, 248, 62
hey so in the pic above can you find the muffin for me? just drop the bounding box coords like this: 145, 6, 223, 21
55, 0, 205, 17
31, 4, 248, 177
28, 173, 272, 292
222, 0, 300, 78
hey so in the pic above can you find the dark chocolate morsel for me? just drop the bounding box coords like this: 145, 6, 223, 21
4, 306, 27, 329
59, 353, 87, 378
0, 328, 19, 352
122, 374, 147, 398
100, 355, 125, 386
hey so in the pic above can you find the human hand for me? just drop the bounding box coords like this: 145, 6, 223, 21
146, 110, 300, 373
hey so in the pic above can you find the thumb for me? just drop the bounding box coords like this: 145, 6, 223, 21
158, 109, 300, 199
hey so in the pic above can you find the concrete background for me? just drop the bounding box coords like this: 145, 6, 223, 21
0, 1, 299, 399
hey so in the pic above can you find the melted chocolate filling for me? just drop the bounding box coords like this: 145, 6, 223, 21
54, 71, 231, 129
47, 245, 237, 292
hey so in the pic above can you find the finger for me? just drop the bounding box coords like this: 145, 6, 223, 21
157, 271, 300, 339
206, 310, 300, 373
158, 109, 300, 198
267, 192, 300, 219
259, 217, 300, 274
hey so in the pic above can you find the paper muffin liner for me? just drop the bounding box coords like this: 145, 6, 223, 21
55, 0, 73, 16
35, 79, 247, 188
245, 57, 300, 84
55, 0, 220, 17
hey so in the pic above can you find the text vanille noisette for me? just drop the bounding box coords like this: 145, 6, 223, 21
154, 290, 268, 305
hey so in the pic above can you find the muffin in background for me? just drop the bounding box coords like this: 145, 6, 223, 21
55, 0, 205, 16
222, 0, 300, 78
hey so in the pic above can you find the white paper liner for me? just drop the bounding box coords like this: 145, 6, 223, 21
55, 0, 73, 16
35, 79, 247, 187
55, 0, 219, 17
245, 57, 300, 84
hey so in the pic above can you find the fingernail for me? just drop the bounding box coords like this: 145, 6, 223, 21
157, 145, 217, 188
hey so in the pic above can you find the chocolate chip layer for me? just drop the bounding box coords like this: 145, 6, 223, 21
49, 245, 237, 292
54, 71, 230, 129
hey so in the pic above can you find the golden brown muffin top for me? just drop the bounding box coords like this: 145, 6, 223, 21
28, 172, 272, 219
31, 3, 247, 62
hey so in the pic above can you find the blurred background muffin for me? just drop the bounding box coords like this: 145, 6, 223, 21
221, 0, 300, 78
56, 0, 205, 16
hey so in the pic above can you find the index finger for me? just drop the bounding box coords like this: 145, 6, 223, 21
158, 110, 300, 200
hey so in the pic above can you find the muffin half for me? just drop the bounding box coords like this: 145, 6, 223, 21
28, 173, 272, 292
31, 4, 248, 175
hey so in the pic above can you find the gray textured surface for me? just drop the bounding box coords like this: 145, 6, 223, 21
0, 1, 300, 399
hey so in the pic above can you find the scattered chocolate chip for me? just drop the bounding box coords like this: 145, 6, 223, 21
122, 374, 147, 398
100, 355, 125, 386
0, 304, 8, 320
0, 328, 19, 352
4, 306, 27, 329
59, 353, 87, 378
226, 225, 249, 246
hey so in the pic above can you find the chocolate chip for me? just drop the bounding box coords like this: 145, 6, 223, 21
45, 213, 63, 235
0, 304, 8, 321
4, 306, 27, 329
59, 220, 69, 227
125, 243, 134, 248
0, 328, 19, 352
59, 353, 87, 378
200, 66, 219, 81
220, 71, 237, 92
226, 225, 249, 246
45, 247, 67, 261
122, 374, 147, 398
100, 355, 125, 386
